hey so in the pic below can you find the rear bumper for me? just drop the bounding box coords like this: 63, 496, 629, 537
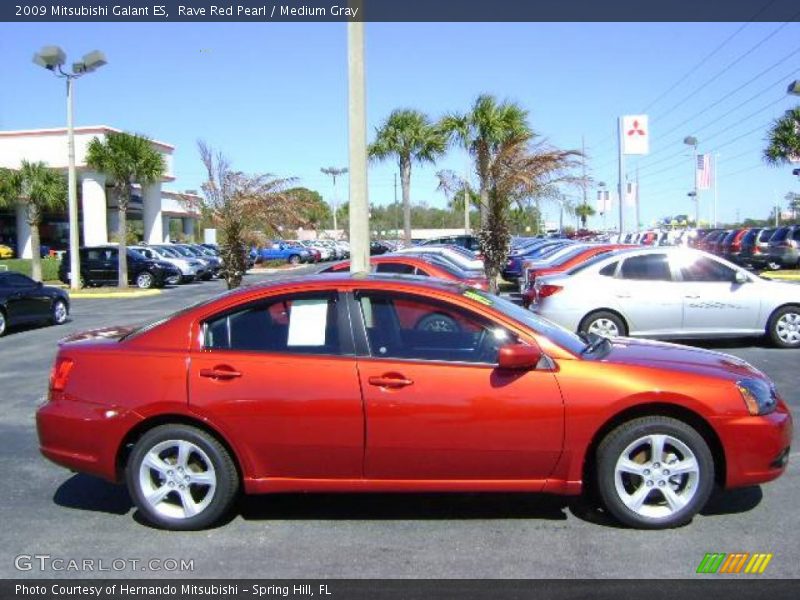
36, 398, 143, 483
712, 406, 793, 489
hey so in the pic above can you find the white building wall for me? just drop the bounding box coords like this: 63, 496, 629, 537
15, 206, 32, 259
81, 171, 107, 246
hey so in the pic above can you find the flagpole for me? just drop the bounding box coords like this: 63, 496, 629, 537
617, 117, 625, 235
713, 153, 719, 228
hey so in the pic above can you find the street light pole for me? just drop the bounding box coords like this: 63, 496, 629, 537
684, 136, 699, 227
320, 166, 348, 239
33, 46, 107, 291
347, 21, 369, 273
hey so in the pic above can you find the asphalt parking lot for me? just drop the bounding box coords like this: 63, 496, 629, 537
0, 271, 797, 579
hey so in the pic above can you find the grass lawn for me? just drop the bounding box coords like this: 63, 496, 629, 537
0, 257, 61, 281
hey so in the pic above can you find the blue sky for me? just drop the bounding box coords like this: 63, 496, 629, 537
1, 21, 798, 229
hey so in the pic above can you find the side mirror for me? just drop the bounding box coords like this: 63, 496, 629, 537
497, 344, 542, 370
734, 271, 749, 284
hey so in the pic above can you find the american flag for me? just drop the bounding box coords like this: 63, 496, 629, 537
696, 154, 712, 190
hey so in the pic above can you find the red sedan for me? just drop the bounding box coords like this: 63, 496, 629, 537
521, 245, 627, 308
322, 254, 490, 290
37, 275, 791, 530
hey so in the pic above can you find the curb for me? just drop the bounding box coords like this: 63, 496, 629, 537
69, 289, 163, 299
761, 272, 800, 281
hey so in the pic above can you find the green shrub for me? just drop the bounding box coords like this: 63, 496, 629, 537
0, 257, 62, 282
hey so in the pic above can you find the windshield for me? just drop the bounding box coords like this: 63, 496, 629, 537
155, 246, 181, 258
465, 288, 586, 355
173, 246, 197, 257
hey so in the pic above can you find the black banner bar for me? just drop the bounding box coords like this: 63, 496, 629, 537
4, 580, 800, 600
3, 0, 800, 23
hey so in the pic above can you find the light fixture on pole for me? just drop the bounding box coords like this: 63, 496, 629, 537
786, 80, 800, 95
683, 136, 699, 226
33, 45, 107, 291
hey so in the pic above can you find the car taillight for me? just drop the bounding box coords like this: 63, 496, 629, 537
753, 246, 762, 254
49, 357, 74, 400
538, 284, 563, 298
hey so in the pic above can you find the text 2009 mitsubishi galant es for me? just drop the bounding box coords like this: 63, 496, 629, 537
36, 274, 792, 530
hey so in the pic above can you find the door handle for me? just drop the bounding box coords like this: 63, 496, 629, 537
368, 375, 413, 388
199, 367, 242, 380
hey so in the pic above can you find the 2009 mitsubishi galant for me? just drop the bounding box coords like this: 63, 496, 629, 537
36, 274, 792, 530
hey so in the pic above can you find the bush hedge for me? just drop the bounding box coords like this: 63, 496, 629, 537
0, 258, 62, 282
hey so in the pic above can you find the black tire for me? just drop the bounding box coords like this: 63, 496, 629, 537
135, 271, 155, 289
579, 310, 628, 337
126, 424, 239, 531
288, 254, 300, 266
0, 308, 6, 337
595, 416, 714, 529
51, 299, 68, 325
415, 313, 460, 333
767, 305, 800, 349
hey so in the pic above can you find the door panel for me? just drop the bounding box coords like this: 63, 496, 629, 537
615, 254, 683, 335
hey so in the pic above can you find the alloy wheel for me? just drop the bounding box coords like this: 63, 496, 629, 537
138, 439, 217, 520
53, 300, 68, 324
137, 272, 154, 289
775, 311, 800, 346
588, 318, 620, 337
613, 434, 700, 519
0, 311, 6, 336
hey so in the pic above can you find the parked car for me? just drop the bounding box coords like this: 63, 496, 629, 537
254, 242, 311, 265
0, 244, 14, 259
740, 228, 779, 270
530, 247, 800, 348
36, 274, 791, 530
502, 241, 575, 282
720, 228, 749, 264
767, 225, 800, 269
321, 254, 490, 290
185, 244, 224, 276
130, 245, 207, 284
58, 246, 181, 289
420, 234, 481, 253
295, 241, 331, 261
693, 229, 723, 252
0, 271, 69, 337
395, 244, 484, 272
369, 241, 392, 255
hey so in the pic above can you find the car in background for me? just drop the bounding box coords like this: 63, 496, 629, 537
130, 245, 206, 284
58, 246, 180, 289
321, 254, 490, 290
295, 240, 332, 261
740, 228, 779, 270
254, 242, 312, 265
767, 225, 800, 269
395, 244, 484, 272
369, 241, 393, 255
530, 247, 800, 348
693, 229, 723, 252
420, 234, 481, 253
0, 244, 14, 259
721, 228, 749, 264
36, 273, 792, 530
0, 271, 69, 337
158, 245, 215, 280
186, 244, 225, 275
502, 241, 575, 282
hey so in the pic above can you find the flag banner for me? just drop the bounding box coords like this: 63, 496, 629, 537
625, 182, 637, 207
596, 190, 612, 213
697, 154, 712, 190
622, 115, 649, 155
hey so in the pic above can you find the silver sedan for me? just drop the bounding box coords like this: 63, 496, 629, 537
530, 247, 800, 348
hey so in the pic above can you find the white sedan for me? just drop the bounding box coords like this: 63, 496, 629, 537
530, 247, 800, 348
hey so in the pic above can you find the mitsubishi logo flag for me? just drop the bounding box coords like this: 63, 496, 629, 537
622, 115, 649, 155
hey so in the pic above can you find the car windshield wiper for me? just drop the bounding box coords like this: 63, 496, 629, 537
581, 332, 610, 355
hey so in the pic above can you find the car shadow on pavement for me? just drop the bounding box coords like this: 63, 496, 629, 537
53, 474, 133, 515
238, 492, 570, 522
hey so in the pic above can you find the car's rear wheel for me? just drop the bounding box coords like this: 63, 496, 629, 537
135, 271, 155, 289
596, 416, 714, 529
767, 305, 800, 348
126, 424, 239, 530
0, 309, 6, 337
288, 255, 300, 265
579, 310, 627, 338
51, 299, 68, 325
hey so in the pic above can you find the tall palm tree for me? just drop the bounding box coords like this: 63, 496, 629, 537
764, 107, 800, 167
86, 132, 166, 287
0, 161, 66, 282
441, 95, 531, 226
369, 109, 446, 243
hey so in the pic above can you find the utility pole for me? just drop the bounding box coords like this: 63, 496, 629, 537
713, 153, 719, 228
347, 21, 369, 272
617, 117, 625, 235
635, 166, 641, 233
581, 135, 588, 230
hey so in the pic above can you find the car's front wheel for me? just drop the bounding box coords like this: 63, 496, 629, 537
579, 310, 627, 338
51, 299, 68, 325
126, 424, 239, 530
288, 254, 300, 265
767, 305, 800, 348
596, 416, 714, 529
0, 309, 6, 337
135, 271, 155, 289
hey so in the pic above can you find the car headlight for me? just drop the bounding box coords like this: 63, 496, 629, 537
736, 378, 778, 416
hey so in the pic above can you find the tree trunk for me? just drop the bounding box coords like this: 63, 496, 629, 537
480, 187, 511, 295
118, 200, 129, 288
28, 207, 42, 282
477, 150, 490, 228
400, 156, 412, 244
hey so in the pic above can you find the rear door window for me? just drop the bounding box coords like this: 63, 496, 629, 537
619, 254, 671, 281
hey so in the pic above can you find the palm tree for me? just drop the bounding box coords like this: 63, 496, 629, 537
441, 95, 531, 226
764, 107, 800, 166
369, 109, 447, 243
575, 203, 596, 229
0, 161, 66, 282
86, 132, 166, 287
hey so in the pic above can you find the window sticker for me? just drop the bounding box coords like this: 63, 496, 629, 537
287, 299, 328, 346
463, 289, 493, 306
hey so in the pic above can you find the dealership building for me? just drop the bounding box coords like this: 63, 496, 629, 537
0, 126, 201, 258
